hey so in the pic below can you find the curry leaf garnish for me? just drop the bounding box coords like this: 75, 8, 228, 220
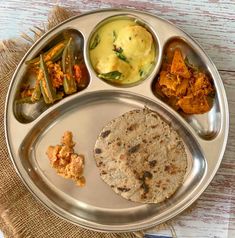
90, 34, 100, 50
139, 69, 144, 77
115, 51, 128, 62
98, 71, 122, 80
113, 30, 117, 42
113, 46, 129, 63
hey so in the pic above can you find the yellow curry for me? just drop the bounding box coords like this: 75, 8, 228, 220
89, 19, 156, 84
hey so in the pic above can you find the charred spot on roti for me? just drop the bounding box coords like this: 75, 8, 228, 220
128, 144, 140, 154
133, 169, 140, 179
101, 130, 111, 138
139, 171, 153, 196
95, 148, 102, 154
164, 165, 170, 172
149, 160, 157, 168
164, 164, 178, 174
153, 135, 160, 140
117, 187, 131, 192
117, 141, 122, 146
127, 123, 138, 131
140, 182, 149, 194
143, 171, 153, 179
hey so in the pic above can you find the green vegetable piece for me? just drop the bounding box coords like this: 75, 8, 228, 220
139, 69, 144, 77
62, 38, 77, 94
15, 96, 34, 104
113, 47, 129, 63
40, 81, 51, 104
31, 82, 41, 102
55, 92, 64, 100
115, 51, 128, 62
25, 40, 66, 66
51, 47, 65, 62
90, 34, 100, 50
98, 71, 122, 80
113, 31, 117, 42
39, 54, 57, 104
40, 83, 63, 104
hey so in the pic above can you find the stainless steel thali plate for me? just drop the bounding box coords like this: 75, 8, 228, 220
5, 9, 229, 232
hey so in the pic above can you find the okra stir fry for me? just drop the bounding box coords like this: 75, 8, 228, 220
19, 38, 89, 104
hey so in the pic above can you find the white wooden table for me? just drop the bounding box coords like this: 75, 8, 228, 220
0, 1, 234, 237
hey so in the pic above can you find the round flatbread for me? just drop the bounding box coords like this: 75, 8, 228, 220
94, 108, 187, 203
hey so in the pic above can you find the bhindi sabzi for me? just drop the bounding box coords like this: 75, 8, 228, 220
155, 48, 215, 114
19, 37, 89, 104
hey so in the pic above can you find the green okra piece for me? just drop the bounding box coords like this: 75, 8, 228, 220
31, 81, 41, 102
26, 40, 66, 66
55, 92, 64, 100
39, 87, 64, 104
39, 80, 51, 104
62, 38, 77, 94
39, 54, 57, 104
16, 96, 34, 104
17, 83, 41, 104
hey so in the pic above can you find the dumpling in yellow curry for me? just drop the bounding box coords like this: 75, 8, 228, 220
115, 25, 153, 58
89, 19, 156, 84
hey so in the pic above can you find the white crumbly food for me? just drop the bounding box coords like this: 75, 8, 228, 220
94, 108, 187, 203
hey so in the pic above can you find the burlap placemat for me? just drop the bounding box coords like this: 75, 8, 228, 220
0, 7, 176, 238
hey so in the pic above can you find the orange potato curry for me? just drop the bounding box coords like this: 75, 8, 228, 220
155, 48, 214, 114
